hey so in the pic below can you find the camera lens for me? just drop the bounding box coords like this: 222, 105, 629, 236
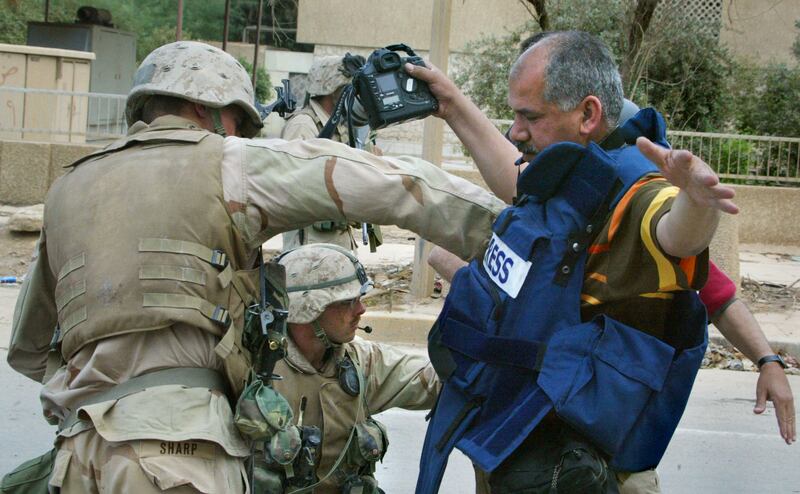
378, 52, 401, 71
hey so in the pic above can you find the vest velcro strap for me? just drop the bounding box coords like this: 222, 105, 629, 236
143, 293, 231, 327
56, 280, 86, 312
61, 306, 87, 334
59, 367, 229, 433
57, 253, 85, 281
139, 265, 207, 286
139, 238, 229, 270
440, 318, 545, 372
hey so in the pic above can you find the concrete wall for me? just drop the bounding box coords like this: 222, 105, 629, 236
731, 184, 800, 246
0, 138, 797, 253
721, 0, 800, 67
0, 140, 100, 205
297, 0, 531, 52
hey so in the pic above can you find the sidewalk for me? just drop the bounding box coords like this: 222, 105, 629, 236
2, 241, 797, 359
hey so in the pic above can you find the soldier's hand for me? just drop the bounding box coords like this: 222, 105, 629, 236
636, 137, 739, 215
404, 61, 459, 120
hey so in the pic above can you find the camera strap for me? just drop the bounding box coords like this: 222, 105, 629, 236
318, 85, 350, 140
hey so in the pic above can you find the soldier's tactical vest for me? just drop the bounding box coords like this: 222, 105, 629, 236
270, 346, 389, 492
286, 105, 346, 143
416, 110, 708, 493
44, 125, 260, 393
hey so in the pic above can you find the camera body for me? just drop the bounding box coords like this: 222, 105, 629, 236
352, 44, 438, 129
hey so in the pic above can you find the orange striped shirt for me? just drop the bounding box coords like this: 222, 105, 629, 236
581, 174, 708, 338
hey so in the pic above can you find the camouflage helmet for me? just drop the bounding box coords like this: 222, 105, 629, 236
278, 244, 373, 324
306, 56, 351, 98
126, 41, 263, 137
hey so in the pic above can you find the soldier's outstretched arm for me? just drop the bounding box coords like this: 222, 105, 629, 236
404, 62, 520, 204
8, 231, 58, 382
230, 137, 504, 260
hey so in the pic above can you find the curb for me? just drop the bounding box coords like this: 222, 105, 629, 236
708, 333, 800, 360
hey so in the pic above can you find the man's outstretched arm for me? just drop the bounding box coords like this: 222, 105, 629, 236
405, 62, 520, 204
637, 138, 739, 259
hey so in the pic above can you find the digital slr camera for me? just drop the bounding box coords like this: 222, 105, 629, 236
352, 44, 438, 129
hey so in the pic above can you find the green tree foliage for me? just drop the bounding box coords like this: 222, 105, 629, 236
732, 64, 800, 138
0, 0, 301, 62
238, 57, 272, 103
453, 0, 734, 131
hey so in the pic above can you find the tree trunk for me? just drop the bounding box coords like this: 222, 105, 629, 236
523, 0, 549, 31
622, 0, 660, 87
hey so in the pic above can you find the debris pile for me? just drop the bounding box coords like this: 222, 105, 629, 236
702, 341, 800, 375
740, 275, 799, 313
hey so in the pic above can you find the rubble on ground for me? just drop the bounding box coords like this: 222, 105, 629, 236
702, 341, 800, 375
7, 205, 44, 233
740, 275, 799, 313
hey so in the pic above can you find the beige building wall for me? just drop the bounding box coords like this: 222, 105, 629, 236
721, 0, 800, 66
297, 0, 531, 52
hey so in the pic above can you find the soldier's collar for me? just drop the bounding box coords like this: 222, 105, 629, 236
284, 335, 347, 376
127, 115, 204, 136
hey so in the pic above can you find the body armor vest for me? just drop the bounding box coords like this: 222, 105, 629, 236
44, 125, 258, 366
417, 110, 708, 493
286, 104, 346, 143
271, 346, 388, 491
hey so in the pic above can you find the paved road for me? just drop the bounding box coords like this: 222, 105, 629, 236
2, 348, 798, 492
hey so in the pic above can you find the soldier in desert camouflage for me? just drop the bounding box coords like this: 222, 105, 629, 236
281, 55, 383, 252
251, 244, 440, 494
6, 41, 502, 493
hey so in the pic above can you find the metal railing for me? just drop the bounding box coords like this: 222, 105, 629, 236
0, 86, 127, 142
2, 87, 797, 186
475, 119, 800, 186
667, 131, 800, 185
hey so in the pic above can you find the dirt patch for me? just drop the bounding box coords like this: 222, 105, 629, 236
0, 220, 39, 279
740, 276, 799, 313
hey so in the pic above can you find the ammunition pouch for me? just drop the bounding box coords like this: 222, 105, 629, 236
343, 418, 389, 475
312, 220, 350, 233
234, 379, 294, 441
0, 449, 55, 494
341, 474, 385, 494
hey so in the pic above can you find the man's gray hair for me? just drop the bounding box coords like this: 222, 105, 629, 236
513, 31, 624, 128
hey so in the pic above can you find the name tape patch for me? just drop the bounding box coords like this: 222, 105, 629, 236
483, 233, 531, 298
139, 441, 216, 460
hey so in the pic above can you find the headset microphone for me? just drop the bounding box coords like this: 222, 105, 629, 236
358, 326, 373, 333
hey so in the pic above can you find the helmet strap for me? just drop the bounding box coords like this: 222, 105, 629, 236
210, 108, 227, 137
312, 320, 334, 349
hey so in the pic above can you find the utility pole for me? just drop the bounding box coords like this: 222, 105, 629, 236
222, 0, 231, 51
176, 0, 184, 41
252, 0, 264, 88
410, 0, 453, 298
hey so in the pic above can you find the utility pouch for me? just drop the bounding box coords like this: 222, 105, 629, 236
249, 453, 285, 494
341, 474, 385, 494
365, 224, 382, 253
312, 220, 348, 233
489, 422, 618, 494
0, 449, 55, 494
344, 418, 389, 472
234, 378, 294, 441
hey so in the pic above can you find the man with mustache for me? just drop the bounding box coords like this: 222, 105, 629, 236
406, 30, 740, 493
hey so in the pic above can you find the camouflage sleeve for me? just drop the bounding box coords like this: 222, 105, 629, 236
280, 114, 319, 141
351, 339, 440, 414
8, 230, 58, 382
236, 137, 504, 260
